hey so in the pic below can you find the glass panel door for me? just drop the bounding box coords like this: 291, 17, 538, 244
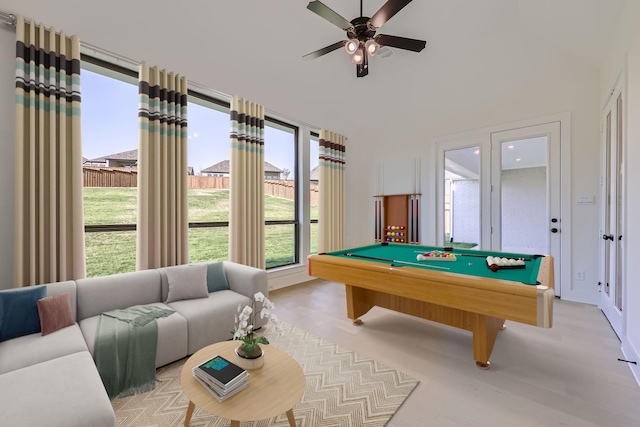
490, 122, 561, 293
444, 146, 481, 250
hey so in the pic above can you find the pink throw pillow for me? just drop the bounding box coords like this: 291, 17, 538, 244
37, 293, 75, 336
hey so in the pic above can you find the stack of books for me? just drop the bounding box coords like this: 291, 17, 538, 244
192, 354, 249, 401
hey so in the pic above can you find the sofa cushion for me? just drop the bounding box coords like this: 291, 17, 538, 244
0, 351, 116, 427
165, 264, 209, 303
38, 292, 75, 336
0, 286, 46, 342
207, 261, 230, 292
0, 323, 88, 375
76, 269, 162, 321
168, 290, 252, 354
79, 302, 188, 368
44, 281, 78, 320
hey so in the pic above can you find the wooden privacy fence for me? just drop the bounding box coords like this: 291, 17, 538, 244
83, 167, 319, 205
84, 167, 137, 187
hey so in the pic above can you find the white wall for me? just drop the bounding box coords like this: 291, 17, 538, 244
601, 0, 640, 384
0, 24, 15, 290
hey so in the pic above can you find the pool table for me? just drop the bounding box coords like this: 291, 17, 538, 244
308, 243, 554, 369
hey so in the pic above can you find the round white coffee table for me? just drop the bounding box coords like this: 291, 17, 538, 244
181, 340, 305, 427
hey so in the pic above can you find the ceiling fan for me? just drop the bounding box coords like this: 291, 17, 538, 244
303, 0, 426, 78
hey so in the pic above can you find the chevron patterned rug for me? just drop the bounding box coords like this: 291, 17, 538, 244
111, 322, 418, 426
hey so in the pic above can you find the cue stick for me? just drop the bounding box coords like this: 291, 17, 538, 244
457, 253, 532, 262
345, 253, 451, 270
412, 250, 532, 262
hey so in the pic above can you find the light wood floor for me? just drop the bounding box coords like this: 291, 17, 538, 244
269, 280, 640, 427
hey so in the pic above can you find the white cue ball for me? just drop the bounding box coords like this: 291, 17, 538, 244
417, 254, 425, 261
517, 260, 525, 266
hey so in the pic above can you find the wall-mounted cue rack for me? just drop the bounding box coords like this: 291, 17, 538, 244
374, 193, 421, 244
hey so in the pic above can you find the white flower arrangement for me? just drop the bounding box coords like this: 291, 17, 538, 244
232, 292, 284, 358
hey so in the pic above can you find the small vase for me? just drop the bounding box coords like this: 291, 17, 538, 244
234, 344, 265, 370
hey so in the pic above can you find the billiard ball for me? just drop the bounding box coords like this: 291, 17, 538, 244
490, 264, 499, 272
417, 254, 425, 261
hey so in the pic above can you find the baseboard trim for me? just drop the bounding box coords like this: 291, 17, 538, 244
622, 336, 640, 387
268, 265, 315, 291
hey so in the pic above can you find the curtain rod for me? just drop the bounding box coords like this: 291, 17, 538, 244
1, 11, 17, 27
0, 9, 320, 131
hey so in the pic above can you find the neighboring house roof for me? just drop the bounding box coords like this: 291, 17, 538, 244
264, 161, 283, 173
88, 149, 139, 163
310, 165, 319, 181
202, 160, 283, 174
201, 160, 229, 174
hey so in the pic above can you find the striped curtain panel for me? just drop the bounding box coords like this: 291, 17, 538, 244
14, 16, 86, 287
229, 96, 265, 269
137, 61, 189, 270
318, 129, 346, 253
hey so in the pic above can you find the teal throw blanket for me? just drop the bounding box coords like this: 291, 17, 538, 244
94, 304, 174, 399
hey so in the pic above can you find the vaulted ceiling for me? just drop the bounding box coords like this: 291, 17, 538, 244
1, 0, 626, 142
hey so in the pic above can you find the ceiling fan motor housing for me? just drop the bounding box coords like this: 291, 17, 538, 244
348, 16, 377, 43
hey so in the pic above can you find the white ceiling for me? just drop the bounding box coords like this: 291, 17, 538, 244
0, 0, 627, 149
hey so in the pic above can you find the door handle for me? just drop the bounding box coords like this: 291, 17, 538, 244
602, 234, 614, 241
551, 228, 559, 233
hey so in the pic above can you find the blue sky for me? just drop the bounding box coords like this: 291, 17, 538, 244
81, 69, 318, 176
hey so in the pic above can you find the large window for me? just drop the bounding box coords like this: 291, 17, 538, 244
310, 134, 319, 254
82, 58, 308, 276
81, 59, 138, 277
187, 94, 231, 264
264, 119, 298, 268
186, 95, 302, 269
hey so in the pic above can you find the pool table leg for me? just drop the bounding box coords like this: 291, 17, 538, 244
471, 315, 505, 369
345, 285, 374, 323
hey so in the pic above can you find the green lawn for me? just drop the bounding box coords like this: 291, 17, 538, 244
84, 187, 318, 277
443, 233, 478, 249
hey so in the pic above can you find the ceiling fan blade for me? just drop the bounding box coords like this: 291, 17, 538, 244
307, 1, 354, 31
303, 40, 347, 61
356, 53, 369, 78
369, 0, 413, 29
375, 34, 426, 52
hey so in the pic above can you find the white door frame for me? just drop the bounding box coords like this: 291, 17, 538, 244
433, 112, 572, 300
599, 73, 625, 338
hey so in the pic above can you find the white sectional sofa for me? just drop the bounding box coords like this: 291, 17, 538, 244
0, 261, 268, 427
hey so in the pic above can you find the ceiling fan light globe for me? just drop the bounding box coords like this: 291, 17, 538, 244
365, 39, 380, 56
345, 39, 359, 55
351, 48, 364, 64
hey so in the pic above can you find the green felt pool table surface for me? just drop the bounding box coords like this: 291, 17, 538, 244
327, 243, 544, 285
